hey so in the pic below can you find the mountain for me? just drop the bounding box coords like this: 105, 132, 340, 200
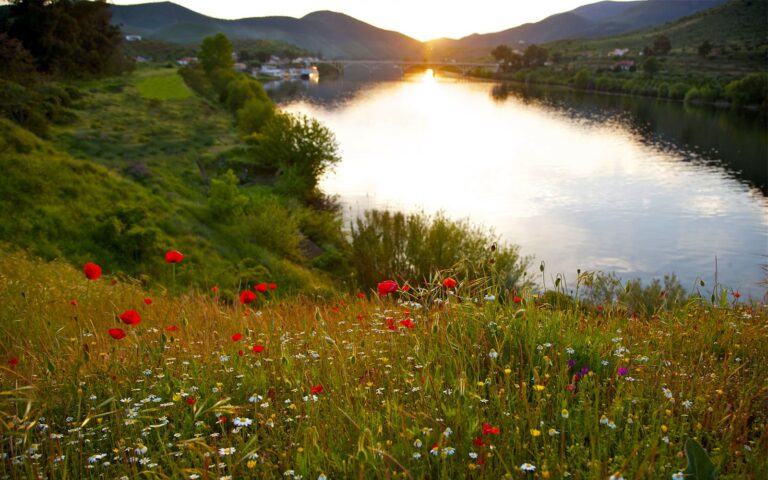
549, 0, 768, 56
109, 2, 424, 60
429, 0, 728, 59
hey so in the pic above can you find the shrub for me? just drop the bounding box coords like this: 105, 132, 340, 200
668, 82, 689, 100
573, 68, 592, 90
207, 169, 248, 220
657, 82, 670, 98
349, 210, 529, 294
725, 73, 768, 108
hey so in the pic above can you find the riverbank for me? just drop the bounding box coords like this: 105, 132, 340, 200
466, 68, 767, 112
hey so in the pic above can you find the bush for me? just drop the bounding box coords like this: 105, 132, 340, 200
668, 82, 689, 100
684, 85, 721, 105
656, 82, 670, 98
573, 68, 593, 90
237, 98, 274, 136
248, 112, 340, 203
349, 210, 529, 294
207, 169, 248, 220
725, 73, 768, 108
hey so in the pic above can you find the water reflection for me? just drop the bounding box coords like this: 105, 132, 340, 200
276, 73, 768, 298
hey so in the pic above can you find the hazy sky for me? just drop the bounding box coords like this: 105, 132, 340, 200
111, 0, 637, 41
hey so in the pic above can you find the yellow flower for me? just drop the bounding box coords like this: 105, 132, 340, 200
247, 460, 257, 469
661, 424, 668, 433
534, 385, 545, 392
530, 429, 541, 437
504, 368, 512, 375
477, 381, 486, 387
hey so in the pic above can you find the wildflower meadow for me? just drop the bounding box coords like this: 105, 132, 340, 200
1, 250, 766, 479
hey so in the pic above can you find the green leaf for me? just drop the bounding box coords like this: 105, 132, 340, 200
684, 438, 717, 480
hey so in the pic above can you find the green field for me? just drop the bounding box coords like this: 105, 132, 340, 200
135, 70, 193, 100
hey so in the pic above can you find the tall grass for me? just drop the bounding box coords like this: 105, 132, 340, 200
1, 251, 765, 479
350, 210, 529, 295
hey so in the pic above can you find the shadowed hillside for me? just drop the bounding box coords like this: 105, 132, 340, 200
110, 2, 425, 60
430, 0, 727, 59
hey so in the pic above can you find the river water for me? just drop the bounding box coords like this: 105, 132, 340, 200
273, 71, 768, 298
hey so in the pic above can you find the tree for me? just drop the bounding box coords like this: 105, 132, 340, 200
573, 68, 592, 89
0, 33, 37, 81
199, 33, 234, 75
491, 45, 512, 64
725, 73, 768, 108
698, 40, 713, 58
652, 35, 671, 56
642, 56, 660, 76
523, 44, 548, 67
491, 44, 523, 72
6, 0, 125, 76
250, 112, 340, 202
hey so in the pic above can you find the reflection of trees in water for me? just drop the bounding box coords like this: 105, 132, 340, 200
490, 83, 768, 195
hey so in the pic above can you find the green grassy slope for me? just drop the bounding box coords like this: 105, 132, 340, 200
0, 67, 336, 296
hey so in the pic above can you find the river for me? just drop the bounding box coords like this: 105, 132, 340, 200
272, 70, 768, 299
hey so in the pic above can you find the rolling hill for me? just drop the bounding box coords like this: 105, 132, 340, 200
548, 0, 768, 53
429, 0, 728, 59
109, 2, 425, 60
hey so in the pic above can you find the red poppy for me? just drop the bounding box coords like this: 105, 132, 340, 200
238, 350, 244, 357
143, 298, 153, 305
733, 291, 741, 299
211, 286, 219, 293
118, 309, 141, 326
400, 318, 416, 329
70, 299, 78, 306
255, 283, 268, 293
377, 280, 398, 295
473, 436, 486, 447
108, 328, 126, 340
164, 250, 184, 263
401, 284, 411, 292
482, 423, 500, 435
356, 292, 365, 299
513, 296, 522, 304
8, 357, 19, 367
218, 415, 227, 423
269, 283, 277, 290
231, 333, 242, 341
83, 262, 102, 280
239, 290, 257, 304
165, 325, 180, 332
186, 396, 196, 405
310, 384, 324, 394
386, 318, 397, 331
597, 305, 604, 311
252, 344, 265, 353
442, 277, 457, 288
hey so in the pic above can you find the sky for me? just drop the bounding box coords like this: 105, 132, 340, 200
110, 0, 637, 41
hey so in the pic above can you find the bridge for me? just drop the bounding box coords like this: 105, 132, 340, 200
316, 59, 499, 76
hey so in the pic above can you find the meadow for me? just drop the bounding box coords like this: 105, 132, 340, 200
1, 250, 765, 479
